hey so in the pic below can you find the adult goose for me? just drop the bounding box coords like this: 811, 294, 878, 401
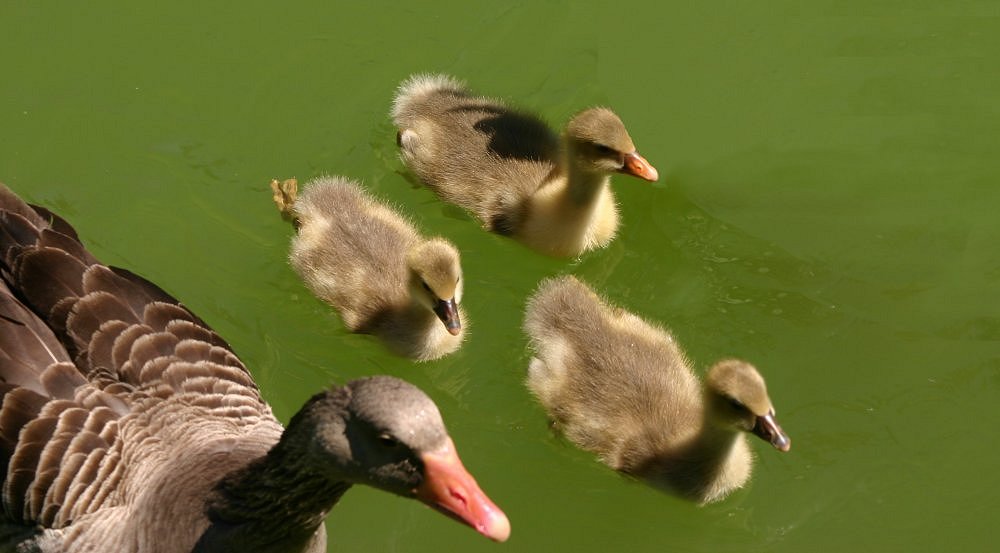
0, 184, 510, 552
392, 74, 659, 258
523, 276, 789, 504
271, 176, 466, 361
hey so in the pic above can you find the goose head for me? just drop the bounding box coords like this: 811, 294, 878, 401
294, 376, 510, 541
564, 107, 659, 182
406, 238, 463, 335
704, 360, 791, 452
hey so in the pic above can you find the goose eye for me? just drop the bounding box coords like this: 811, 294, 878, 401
594, 144, 615, 155
421, 281, 432, 292
378, 433, 400, 448
725, 396, 745, 410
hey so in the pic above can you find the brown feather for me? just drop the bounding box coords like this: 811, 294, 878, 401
0, 210, 42, 265
14, 248, 87, 315
39, 363, 86, 400
45, 297, 75, 343
143, 301, 202, 333
25, 205, 80, 243
0, 387, 48, 481
59, 446, 107, 518
165, 319, 234, 356
128, 332, 180, 369
86, 320, 131, 373
29, 407, 88, 520
46, 451, 87, 526
6, 416, 58, 520
0, 291, 70, 390
81, 265, 152, 318
38, 228, 95, 266
109, 324, 155, 380
66, 291, 141, 353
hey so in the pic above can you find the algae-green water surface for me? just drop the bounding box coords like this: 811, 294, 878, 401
2, 1, 997, 551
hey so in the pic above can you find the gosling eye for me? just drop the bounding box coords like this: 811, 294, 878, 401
377, 433, 400, 448
594, 144, 616, 155
725, 396, 745, 411
421, 281, 432, 293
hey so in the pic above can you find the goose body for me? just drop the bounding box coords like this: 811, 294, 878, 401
0, 183, 509, 552
392, 74, 659, 258
523, 276, 789, 504
272, 176, 466, 361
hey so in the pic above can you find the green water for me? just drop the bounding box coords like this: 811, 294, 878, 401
2, 1, 997, 551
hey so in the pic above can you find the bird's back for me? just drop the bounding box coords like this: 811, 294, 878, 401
289, 177, 420, 331
524, 276, 702, 468
392, 74, 560, 233
0, 184, 282, 552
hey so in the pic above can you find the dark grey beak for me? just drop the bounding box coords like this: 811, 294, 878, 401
433, 298, 461, 336
752, 412, 791, 452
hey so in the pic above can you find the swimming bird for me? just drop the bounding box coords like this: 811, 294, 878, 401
0, 183, 510, 552
392, 74, 659, 258
523, 275, 789, 503
272, 176, 466, 361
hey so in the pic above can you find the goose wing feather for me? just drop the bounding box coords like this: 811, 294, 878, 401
0, 185, 273, 548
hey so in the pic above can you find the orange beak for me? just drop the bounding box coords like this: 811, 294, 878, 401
415, 438, 511, 542
620, 151, 659, 182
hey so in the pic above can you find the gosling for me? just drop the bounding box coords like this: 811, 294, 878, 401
523, 276, 789, 503
272, 176, 466, 361
392, 74, 659, 258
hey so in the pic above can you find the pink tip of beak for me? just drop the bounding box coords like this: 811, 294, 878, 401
415, 439, 511, 542
434, 298, 462, 336
753, 412, 791, 452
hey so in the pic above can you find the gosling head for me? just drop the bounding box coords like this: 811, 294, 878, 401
705, 359, 790, 452
565, 107, 659, 182
407, 238, 464, 335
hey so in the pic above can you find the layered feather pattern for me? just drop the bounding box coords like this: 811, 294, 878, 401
0, 185, 278, 549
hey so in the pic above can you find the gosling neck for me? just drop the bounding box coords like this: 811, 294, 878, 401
562, 147, 612, 207
637, 410, 746, 503
686, 420, 744, 477
394, 299, 459, 360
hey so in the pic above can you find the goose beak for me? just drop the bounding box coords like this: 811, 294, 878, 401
620, 151, 659, 182
416, 438, 511, 542
753, 412, 791, 452
433, 298, 462, 336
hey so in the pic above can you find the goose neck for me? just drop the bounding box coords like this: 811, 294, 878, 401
200, 395, 353, 548
205, 448, 346, 548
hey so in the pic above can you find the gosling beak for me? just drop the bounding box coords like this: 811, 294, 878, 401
620, 151, 659, 182
752, 411, 791, 452
416, 438, 511, 542
433, 298, 462, 336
